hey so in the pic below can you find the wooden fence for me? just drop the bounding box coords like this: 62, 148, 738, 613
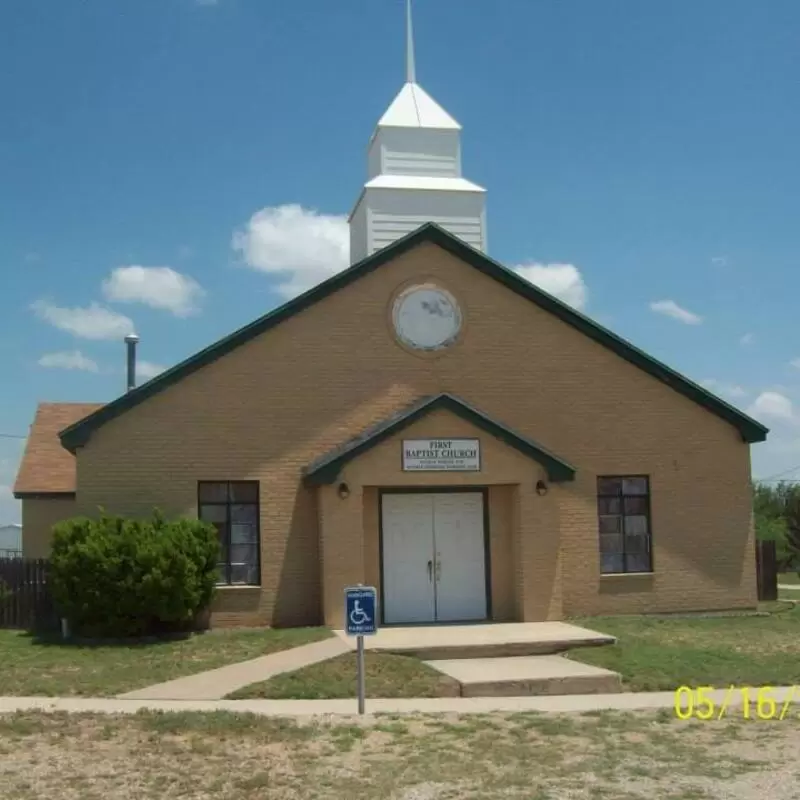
0, 558, 59, 632
755, 539, 778, 602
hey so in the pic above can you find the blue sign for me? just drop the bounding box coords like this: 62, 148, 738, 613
344, 586, 378, 636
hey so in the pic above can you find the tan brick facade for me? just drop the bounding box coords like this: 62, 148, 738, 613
315, 407, 576, 626
21, 497, 76, 559
30, 239, 757, 626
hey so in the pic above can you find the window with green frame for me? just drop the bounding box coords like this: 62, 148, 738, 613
596, 476, 652, 574
198, 481, 260, 585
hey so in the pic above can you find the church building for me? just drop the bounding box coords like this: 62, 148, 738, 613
14, 4, 768, 628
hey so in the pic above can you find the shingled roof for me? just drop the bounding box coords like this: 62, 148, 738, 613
14, 403, 102, 497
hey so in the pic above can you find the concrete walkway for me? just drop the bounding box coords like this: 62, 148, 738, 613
118, 636, 351, 700
2, 686, 798, 718
120, 621, 616, 700
779, 584, 800, 590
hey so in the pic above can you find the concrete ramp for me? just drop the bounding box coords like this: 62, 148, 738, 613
426, 655, 622, 697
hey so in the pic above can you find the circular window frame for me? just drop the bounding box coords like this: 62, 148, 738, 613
388, 279, 466, 358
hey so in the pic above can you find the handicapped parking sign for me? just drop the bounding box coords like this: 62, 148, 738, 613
344, 585, 378, 636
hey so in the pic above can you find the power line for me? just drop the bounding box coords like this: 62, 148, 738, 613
757, 464, 800, 483
0, 434, 26, 440
761, 464, 800, 482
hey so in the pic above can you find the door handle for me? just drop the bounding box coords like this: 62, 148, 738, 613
427, 560, 433, 582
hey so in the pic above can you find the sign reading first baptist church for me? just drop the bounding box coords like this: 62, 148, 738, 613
402, 438, 481, 472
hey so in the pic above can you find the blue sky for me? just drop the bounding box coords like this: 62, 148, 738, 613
2, 0, 799, 522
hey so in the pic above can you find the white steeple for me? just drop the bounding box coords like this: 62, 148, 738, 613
349, 0, 486, 264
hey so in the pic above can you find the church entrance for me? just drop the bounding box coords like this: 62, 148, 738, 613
379, 489, 489, 625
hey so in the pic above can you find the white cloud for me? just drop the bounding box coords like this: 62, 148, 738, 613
740, 333, 755, 346
136, 360, 167, 381
701, 379, 747, 400
513, 263, 588, 311
649, 300, 703, 325
232, 206, 590, 308
102, 266, 204, 318
0, 446, 24, 525
31, 300, 134, 341
37, 350, 99, 373
749, 392, 800, 480
232, 204, 349, 298
747, 391, 796, 424
0, 485, 19, 525
789, 358, 800, 371
195, 0, 219, 5
711, 256, 729, 267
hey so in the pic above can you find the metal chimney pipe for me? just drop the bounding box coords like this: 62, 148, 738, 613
124, 333, 139, 392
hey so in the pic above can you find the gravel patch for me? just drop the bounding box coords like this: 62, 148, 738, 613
0, 709, 797, 798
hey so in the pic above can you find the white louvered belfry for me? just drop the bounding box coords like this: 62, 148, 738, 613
348, 1, 487, 264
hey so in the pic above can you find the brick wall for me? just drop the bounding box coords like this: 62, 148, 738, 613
69, 241, 757, 625
327, 408, 544, 626
21, 497, 75, 559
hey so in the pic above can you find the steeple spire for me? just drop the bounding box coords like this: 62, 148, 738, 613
406, 0, 416, 84
348, 0, 487, 263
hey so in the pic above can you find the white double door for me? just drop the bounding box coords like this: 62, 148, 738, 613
381, 491, 488, 625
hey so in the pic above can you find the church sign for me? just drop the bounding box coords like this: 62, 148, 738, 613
402, 438, 480, 472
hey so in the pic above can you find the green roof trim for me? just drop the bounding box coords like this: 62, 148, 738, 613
59, 223, 768, 451
303, 393, 577, 485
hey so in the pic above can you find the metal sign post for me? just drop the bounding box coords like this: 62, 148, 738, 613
344, 585, 378, 715
356, 634, 366, 715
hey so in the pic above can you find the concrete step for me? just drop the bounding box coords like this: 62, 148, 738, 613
342, 622, 616, 661
425, 654, 622, 697
396, 639, 614, 660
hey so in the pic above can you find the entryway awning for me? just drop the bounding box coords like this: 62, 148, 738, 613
302, 392, 576, 485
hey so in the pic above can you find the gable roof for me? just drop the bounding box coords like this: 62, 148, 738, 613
59, 224, 768, 451
15, 403, 103, 497
303, 393, 576, 485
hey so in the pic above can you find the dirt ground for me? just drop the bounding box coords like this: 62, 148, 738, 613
0, 708, 797, 799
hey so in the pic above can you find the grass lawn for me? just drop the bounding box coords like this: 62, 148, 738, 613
0, 708, 796, 798
0, 627, 330, 697
778, 571, 800, 585
569, 602, 800, 691
228, 651, 461, 700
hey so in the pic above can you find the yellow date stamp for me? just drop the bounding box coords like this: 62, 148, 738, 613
675, 685, 799, 720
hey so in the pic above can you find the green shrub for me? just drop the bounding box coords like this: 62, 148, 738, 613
49, 509, 220, 638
